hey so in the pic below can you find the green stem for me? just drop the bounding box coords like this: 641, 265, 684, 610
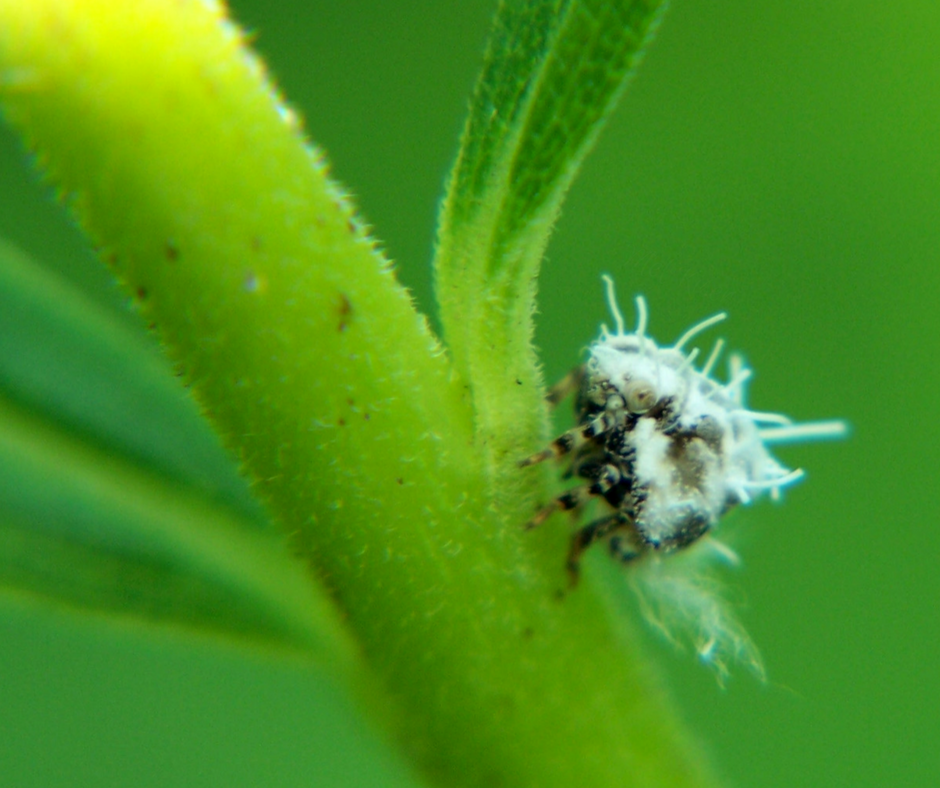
0, 1, 720, 786
434, 0, 667, 515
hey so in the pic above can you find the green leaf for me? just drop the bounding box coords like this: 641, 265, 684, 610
0, 393, 357, 668
0, 1, 722, 786
0, 242, 400, 765
0, 238, 430, 788
0, 596, 433, 788
434, 0, 667, 507
0, 238, 265, 525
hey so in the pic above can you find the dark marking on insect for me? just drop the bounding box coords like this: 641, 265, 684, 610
520, 276, 844, 585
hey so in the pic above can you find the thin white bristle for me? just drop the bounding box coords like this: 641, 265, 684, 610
704, 538, 741, 566
677, 347, 700, 373
602, 274, 626, 336
758, 420, 849, 444
724, 367, 753, 396
634, 295, 648, 340
701, 338, 725, 377
735, 409, 793, 426
673, 311, 727, 352
698, 637, 717, 661
743, 467, 805, 489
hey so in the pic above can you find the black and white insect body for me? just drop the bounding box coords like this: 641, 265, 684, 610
522, 277, 846, 678
522, 275, 846, 580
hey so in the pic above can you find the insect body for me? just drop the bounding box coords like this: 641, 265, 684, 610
522, 276, 847, 582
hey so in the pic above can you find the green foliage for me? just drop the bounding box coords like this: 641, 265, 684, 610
435, 0, 667, 506
0, 1, 720, 786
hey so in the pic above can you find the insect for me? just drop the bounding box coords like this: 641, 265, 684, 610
521, 277, 846, 678
521, 275, 846, 581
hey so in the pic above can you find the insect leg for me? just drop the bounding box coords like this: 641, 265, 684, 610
518, 409, 619, 468
545, 366, 584, 407
523, 486, 590, 531
566, 513, 631, 585
524, 457, 623, 530
608, 533, 644, 564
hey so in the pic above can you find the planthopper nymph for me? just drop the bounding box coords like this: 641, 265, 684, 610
521, 276, 847, 679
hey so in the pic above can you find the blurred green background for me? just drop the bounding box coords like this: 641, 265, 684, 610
1, 1, 937, 786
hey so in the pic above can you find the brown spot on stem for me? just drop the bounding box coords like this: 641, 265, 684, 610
337, 293, 352, 331
165, 241, 180, 262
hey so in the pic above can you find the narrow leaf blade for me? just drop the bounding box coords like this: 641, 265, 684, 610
0, 238, 265, 524
435, 0, 667, 509
0, 394, 357, 666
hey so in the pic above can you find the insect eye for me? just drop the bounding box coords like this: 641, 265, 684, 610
624, 380, 657, 414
